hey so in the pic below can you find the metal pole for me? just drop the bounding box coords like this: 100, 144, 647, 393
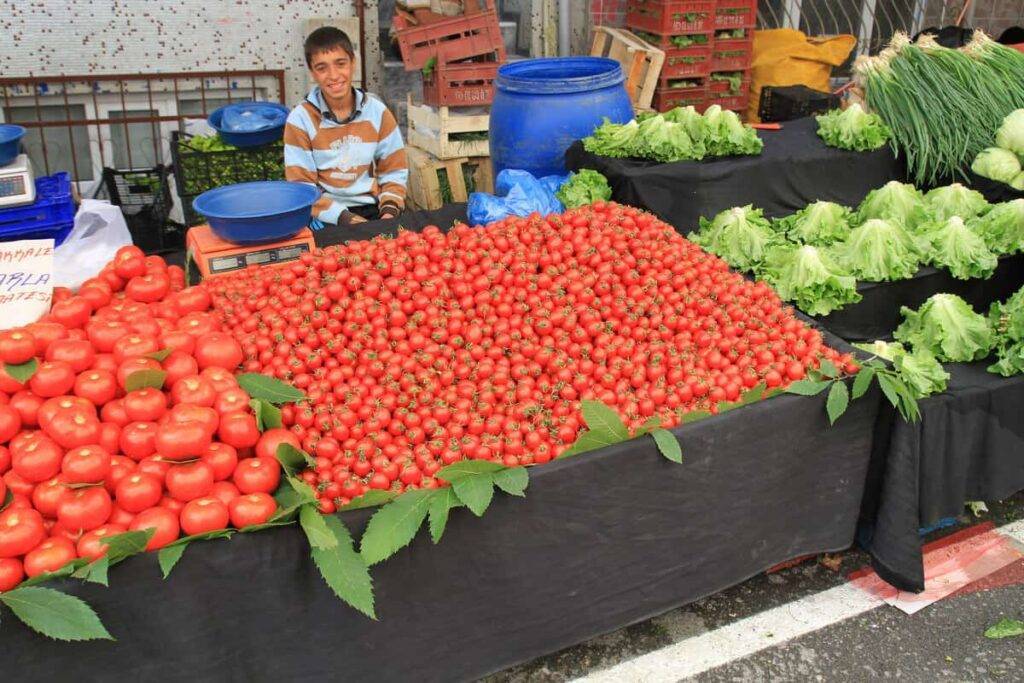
558, 0, 570, 56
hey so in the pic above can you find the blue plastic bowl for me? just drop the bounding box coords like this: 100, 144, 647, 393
0, 125, 26, 167
192, 181, 320, 244
208, 102, 290, 147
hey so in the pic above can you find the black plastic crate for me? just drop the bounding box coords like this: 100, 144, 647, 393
101, 166, 182, 255
171, 131, 285, 196
757, 85, 840, 123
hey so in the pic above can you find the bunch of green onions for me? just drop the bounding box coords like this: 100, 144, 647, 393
855, 31, 1024, 186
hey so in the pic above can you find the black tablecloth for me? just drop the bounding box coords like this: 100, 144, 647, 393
1, 205, 881, 681
814, 253, 1024, 342
858, 361, 1024, 592
565, 116, 903, 234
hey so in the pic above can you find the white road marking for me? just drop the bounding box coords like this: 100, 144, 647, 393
574, 519, 1024, 683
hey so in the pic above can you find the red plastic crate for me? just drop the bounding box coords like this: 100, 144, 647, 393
625, 0, 716, 35
660, 43, 712, 78
393, 0, 506, 71
702, 93, 750, 112
629, 29, 712, 52
422, 59, 498, 107
651, 81, 708, 112
708, 70, 750, 97
715, 0, 758, 29
711, 35, 754, 70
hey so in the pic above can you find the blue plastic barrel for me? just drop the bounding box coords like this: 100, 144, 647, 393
489, 57, 633, 177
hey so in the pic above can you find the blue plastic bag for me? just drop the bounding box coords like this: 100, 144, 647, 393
221, 104, 287, 133
467, 170, 569, 225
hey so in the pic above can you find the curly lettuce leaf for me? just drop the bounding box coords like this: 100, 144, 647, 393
894, 348, 950, 398
924, 183, 991, 222
968, 199, 1024, 255
815, 104, 892, 152
832, 218, 921, 281
772, 201, 854, 246
691, 205, 780, 272
583, 119, 641, 158
995, 109, 1024, 157
856, 181, 929, 230
702, 105, 764, 157
916, 216, 998, 280
894, 293, 994, 362
971, 147, 1022, 185
760, 244, 861, 316
556, 170, 612, 209
988, 288, 1024, 376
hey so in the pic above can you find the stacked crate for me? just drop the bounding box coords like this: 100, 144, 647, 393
626, 0, 756, 114
707, 0, 756, 112
393, 0, 504, 208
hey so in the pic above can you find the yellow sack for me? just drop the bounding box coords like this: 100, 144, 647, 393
747, 29, 856, 122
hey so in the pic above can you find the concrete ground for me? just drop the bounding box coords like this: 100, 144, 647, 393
485, 492, 1024, 682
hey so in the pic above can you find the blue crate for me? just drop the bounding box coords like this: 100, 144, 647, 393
0, 172, 76, 245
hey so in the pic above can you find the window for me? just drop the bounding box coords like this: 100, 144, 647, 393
108, 109, 162, 169
4, 104, 94, 181
177, 97, 234, 118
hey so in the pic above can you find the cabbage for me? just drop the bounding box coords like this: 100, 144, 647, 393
759, 244, 861, 316
815, 104, 892, 152
988, 287, 1024, 377
924, 183, 991, 222
995, 109, 1024, 157
894, 293, 994, 362
556, 169, 612, 209
971, 147, 1022, 184
832, 218, 921, 281
691, 205, 779, 271
916, 215, 998, 280
1011, 172, 1024, 191
856, 181, 929, 230
772, 201, 853, 246
969, 199, 1024, 254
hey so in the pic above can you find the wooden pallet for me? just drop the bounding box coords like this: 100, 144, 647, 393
406, 145, 494, 210
406, 94, 490, 160
590, 26, 665, 111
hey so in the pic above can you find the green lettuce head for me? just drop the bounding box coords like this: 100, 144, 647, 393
772, 201, 853, 246
969, 200, 1024, 255
894, 293, 994, 362
832, 218, 921, 281
971, 147, 1022, 184
916, 215, 998, 280
856, 181, 929, 230
760, 244, 861, 316
556, 170, 613, 209
691, 205, 779, 271
995, 108, 1024, 157
815, 103, 892, 152
924, 183, 991, 222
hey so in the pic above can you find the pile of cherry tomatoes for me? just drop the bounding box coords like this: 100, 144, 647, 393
206, 202, 857, 514
0, 246, 293, 592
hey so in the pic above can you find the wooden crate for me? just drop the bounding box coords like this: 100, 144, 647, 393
406, 94, 490, 159
590, 26, 665, 111
407, 146, 494, 210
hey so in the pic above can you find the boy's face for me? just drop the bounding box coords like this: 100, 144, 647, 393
309, 47, 354, 100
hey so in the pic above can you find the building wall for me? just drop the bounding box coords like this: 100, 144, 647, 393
0, 0, 362, 107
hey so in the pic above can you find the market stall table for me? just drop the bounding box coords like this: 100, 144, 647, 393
1, 204, 882, 682
565, 116, 904, 234
858, 361, 1024, 592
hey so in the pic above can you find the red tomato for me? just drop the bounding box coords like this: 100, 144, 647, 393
11, 434, 63, 483
8, 391, 42, 427
180, 497, 229, 535
174, 287, 211, 315
165, 461, 215, 502
115, 471, 163, 513
25, 322, 67, 355
166, 404, 219, 435
229, 492, 277, 528
23, 537, 77, 578
199, 367, 238, 393
116, 357, 162, 390
217, 412, 259, 449
170, 375, 216, 407
0, 405, 21, 444
0, 329, 36, 365
193, 333, 243, 371
0, 508, 46, 558
57, 486, 113, 532
30, 477, 66, 518
76, 523, 128, 560
123, 388, 167, 422
28, 360, 76, 398
44, 408, 101, 450
255, 429, 301, 461
209, 481, 240, 507
155, 421, 212, 462
119, 422, 159, 461
49, 297, 92, 329
0, 557, 24, 591
45, 339, 95, 373
201, 442, 238, 481
129, 506, 180, 550
103, 453, 134, 493
162, 352, 199, 387
74, 369, 119, 405
112, 334, 160, 365
232, 457, 281, 494
213, 388, 250, 415
61, 445, 112, 484
38, 396, 96, 429
125, 273, 170, 303
87, 319, 131, 353
160, 331, 196, 356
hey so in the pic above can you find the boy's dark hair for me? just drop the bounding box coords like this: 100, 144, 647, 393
304, 27, 355, 67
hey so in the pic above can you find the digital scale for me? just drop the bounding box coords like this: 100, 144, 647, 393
0, 155, 36, 209
185, 223, 316, 279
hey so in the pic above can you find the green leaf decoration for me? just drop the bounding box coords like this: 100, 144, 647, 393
100, 529, 155, 565
1, 488, 12, 513
818, 358, 840, 379
275, 443, 315, 477
236, 373, 305, 405
683, 409, 714, 424
427, 487, 462, 544
4, 358, 37, 384
250, 399, 282, 432
359, 489, 434, 565
651, 428, 683, 463
492, 467, 529, 497
876, 373, 903, 411
311, 516, 376, 619
238, 519, 296, 534
451, 474, 495, 516
72, 556, 110, 586
0, 587, 113, 641
852, 366, 876, 400
124, 369, 167, 392
740, 382, 768, 405
145, 348, 172, 362
826, 381, 850, 425
557, 427, 621, 460
984, 618, 1024, 639
786, 379, 832, 396
436, 459, 504, 482
300, 505, 338, 550
633, 416, 663, 436
337, 490, 398, 512
580, 400, 629, 441
158, 544, 187, 579
20, 559, 89, 587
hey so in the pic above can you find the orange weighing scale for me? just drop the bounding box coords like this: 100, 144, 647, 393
185, 224, 316, 279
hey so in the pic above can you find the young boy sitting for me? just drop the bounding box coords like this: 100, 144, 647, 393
285, 27, 408, 227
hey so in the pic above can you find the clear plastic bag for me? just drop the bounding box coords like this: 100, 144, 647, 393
53, 200, 132, 290
467, 170, 568, 225
221, 104, 287, 133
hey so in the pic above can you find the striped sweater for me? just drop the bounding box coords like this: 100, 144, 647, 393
284, 87, 408, 226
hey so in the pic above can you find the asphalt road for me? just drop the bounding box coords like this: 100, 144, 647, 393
486, 492, 1024, 682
